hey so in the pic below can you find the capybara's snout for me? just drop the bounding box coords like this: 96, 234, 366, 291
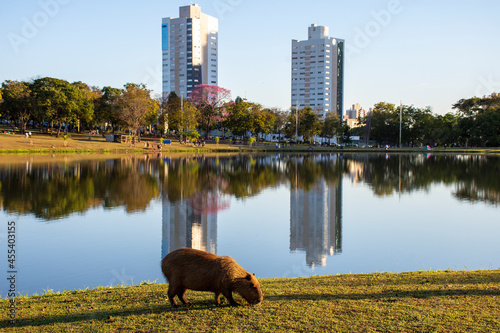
252, 298, 263, 305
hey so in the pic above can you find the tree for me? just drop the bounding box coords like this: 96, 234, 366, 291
188, 84, 231, 138
452, 93, 500, 147
269, 108, 287, 141
0, 80, 31, 133
322, 111, 341, 143
95, 86, 122, 131
405, 105, 434, 146
182, 101, 200, 132
298, 107, 321, 142
71, 81, 97, 132
224, 99, 252, 138
159, 92, 199, 137
161, 92, 181, 134
338, 122, 352, 145
283, 109, 298, 140
251, 107, 276, 140
368, 102, 399, 145
30, 77, 83, 137
434, 113, 459, 146
118, 83, 158, 138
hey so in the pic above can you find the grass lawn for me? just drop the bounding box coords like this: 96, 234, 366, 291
3, 131, 500, 155
0, 132, 241, 154
1, 270, 499, 332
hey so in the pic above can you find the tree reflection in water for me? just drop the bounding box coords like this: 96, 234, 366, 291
0, 153, 498, 221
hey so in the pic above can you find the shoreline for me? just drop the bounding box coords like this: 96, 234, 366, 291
1, 133, 500, 156
1, 269, 499, 331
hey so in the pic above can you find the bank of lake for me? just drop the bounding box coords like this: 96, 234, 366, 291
1, 270, 499, 332
2, 132, 500, 155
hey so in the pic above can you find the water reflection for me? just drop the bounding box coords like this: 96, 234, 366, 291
1, 154, 498, 219
1, 153, 499, 267
157, 155, 344, 267
290, 155, 343, 267
2, 153, 500, 296
161, 192, 221, 257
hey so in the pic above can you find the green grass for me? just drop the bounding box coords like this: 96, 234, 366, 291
3, 132, 500, 155
1, 270, 499, 332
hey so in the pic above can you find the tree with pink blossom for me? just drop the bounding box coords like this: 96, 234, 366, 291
188, 84, 231, 138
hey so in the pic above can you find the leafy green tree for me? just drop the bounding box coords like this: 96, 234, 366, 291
224, 99, 253, 138
452, 93, 500, 147
322, 111, 341, 143
434, 113, 459, 146
94, 86, 122, 131
30, 77, 83, 137
368, 102, 399, 145
162, 92, 181, 134
269, 108, 287, 141
118, 83, 158, 138
297, 107, 321, 142
71, 81, 97, 132
161, 92, 199, 137
182, 101, 200, 132
405, 105, 433, 146
283, 109, 298, 140
186, 129, 200, 142
0, 80, 31, 133
252, 107, 276, 140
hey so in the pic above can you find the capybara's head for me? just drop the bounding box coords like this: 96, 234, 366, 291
235, 273, 263, 305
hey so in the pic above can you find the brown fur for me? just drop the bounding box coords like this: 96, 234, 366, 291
161, 248, 263, 307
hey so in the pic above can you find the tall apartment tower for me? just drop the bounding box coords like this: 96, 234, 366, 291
162, 4, 218, 99
291, 24, 344, 118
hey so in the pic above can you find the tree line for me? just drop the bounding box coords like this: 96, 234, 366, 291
1, 76, 499, 146
160, 90, 347, 143
357, 93, 500, 147
0, 77, 159, 137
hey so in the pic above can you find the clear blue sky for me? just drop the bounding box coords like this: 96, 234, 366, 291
1, 0, 499, 114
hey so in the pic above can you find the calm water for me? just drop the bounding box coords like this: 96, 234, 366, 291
1, 153, 499, 297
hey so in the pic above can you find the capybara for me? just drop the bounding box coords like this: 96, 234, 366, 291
161, 248, 263, 307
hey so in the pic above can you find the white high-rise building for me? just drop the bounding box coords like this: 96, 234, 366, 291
162, 4, 218, 99
291, 24, 344, 119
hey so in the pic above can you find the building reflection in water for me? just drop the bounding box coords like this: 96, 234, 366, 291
290, 157, 343, 267
160, 154, 342, 267
161, 190, 229, 258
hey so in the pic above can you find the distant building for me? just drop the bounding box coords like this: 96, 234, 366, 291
162, 4, 218, 99
344, 104, 370, 127
291, 24, 345, 119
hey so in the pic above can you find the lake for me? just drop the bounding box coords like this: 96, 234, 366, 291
1, 153, 499, 297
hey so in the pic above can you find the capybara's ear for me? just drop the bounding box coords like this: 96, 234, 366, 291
252, 273, 255, 276
245, 273, 252, 280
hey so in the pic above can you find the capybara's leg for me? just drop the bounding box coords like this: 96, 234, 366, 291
214, 292, 222, 305
167, 284, 180, 307
177, 288, 191, 305
222, 289, 238, 306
